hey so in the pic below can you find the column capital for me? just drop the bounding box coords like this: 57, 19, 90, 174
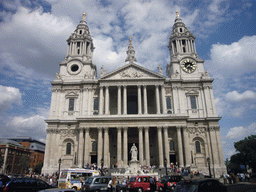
123, 85, 127, 88
117, 127, 122, 131
97, 127, 103, 131
144, 126, 149, 131
137, 85, 141, 88
157, 126, 162, 131
123, 127, 128, 131
117, 85, 121, 88
103, 127, 109, 132
163, 126, 169, 130
138, 126, 143, 131
85, 127, 90, 132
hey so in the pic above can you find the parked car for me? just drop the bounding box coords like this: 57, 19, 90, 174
174, 178, 227, 192
161, 175, 184, 191
38, 188, 76, 192
0, 174, 11, 192
127, 176, 164, 192
116, 179, 127, 192
3, 178, 56, 192
82, 176, 112, 192
39, 189, 75, 192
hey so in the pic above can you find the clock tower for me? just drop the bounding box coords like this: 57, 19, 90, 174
167, 11, 205, 80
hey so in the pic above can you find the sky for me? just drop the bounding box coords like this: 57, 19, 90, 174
0, 0, 255, 161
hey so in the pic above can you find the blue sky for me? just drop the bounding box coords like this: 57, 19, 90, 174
0, 0, 255, 161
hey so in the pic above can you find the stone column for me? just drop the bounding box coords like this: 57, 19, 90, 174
97, 127, 103, 167
161, 85, 167, 114
44, 130, 52, 168
155, 85, 160, 114
123, 86, 127, 115
84, 128, 90, 165
105, 86, 109, 115
117, 127, 122, 166
78, 129, 84, 167
138, 86, 142, 114
144, 127, 150, 166
206, 127, 214, 165
163, 126, 170, 166
183, 127, 191, 167
103, 127, 109, 167
123, 127, 128, 166
209, 126, 220, 167
118, 86, 121, 115
88, 88, 92, 115
138, 127, 144, 163
99, 86, 104, 115
215, 126, 225, 167
143, 85, 148, 114
176, 127, 184, 167
157, 126, 164, 167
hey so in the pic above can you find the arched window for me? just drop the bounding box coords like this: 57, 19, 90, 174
169, 140, 175, 151
92, 141, 97, 152
66, 143, 71, 155
195, 141, 201, 153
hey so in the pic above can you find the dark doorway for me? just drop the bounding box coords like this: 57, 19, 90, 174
169, 154, 176, 164
91, 155, 97, 164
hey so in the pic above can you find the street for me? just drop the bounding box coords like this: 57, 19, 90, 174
227, 182, 256, 192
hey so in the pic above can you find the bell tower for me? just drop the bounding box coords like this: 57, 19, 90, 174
167, 11, 205, 80
56, 13, 97, 82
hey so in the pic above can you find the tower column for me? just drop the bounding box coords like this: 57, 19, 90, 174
143, 85, 148, 114
155, 85, 160, 114
123, 86, 127, 115
78, 129, 84, 167
117, 127, 122, 166
163, 126, 170, 166
88, 88, 92, 115
161, 85, 167, 114
84, 128, 90, 165
138, 126, 144, 163
97, 127, 103, 167
123, 127, 128, 166
157, 126, 164, 167
138, 85, 142, 114
105, 86, 109, 115
99, 86, 104, 115
144, 127, 150, 166
103, 127, 109, 167
177, 127, 184, 167
118, 85, 121, 115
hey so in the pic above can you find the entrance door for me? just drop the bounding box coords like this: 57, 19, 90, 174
91, 155, 97, 164
169, 154, 176, 164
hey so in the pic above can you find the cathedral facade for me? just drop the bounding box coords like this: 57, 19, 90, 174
42, 12, 226, 176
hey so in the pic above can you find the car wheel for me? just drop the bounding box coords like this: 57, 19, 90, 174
95, 190, 100, 192
138, 188, 143, 192
158, 187, 164, 192
72, 186, 77, 191
120, 188, 125, 192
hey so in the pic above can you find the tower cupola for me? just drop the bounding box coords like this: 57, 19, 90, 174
169, 11, 197, 59
125, 36, 137, 63
66, 13, 94, 62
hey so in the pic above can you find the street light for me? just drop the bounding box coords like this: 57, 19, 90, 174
207, 157, 212, 178
58, 158, 62, 175
100, 158, 103, 176
164, 158, 168, 176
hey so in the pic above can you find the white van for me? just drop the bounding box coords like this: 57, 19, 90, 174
58, 168, 100, 190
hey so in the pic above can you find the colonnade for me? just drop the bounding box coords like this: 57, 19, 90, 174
99, 84, 167, 115
67, 41, 92, 56
170, 39, 196, 55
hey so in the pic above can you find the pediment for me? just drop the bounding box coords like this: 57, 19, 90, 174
100, 63, 165, 80
65, 91, 79, 98
185, 89, 199, 95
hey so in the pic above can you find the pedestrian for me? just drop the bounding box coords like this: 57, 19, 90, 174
66, 178, 71, 189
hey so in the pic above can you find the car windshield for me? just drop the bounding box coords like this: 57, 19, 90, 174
175, 182, 198, 192
129, 177, 136, 182
60, 171, 67, 179
85, 178, 93, 184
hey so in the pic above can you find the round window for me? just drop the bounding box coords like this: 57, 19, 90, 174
71, 64, 79, 72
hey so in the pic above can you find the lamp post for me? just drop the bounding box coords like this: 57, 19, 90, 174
207, 157, 212, 178
164, 158, 168, 176
58, 158, 62, 175
100, 158, 103, 176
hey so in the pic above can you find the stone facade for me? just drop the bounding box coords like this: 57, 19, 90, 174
42, 12, 226, 177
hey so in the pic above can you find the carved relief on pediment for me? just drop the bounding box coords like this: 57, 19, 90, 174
60, 129, 79, 138
188, 127, 206, 135
120, 67, 145, 78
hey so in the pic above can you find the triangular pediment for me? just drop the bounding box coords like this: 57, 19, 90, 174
100, 63, 165, 80
65, 91, 79, 98
185, 89, 199, 95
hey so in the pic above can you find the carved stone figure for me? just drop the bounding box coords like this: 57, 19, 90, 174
130, 143, 138, 161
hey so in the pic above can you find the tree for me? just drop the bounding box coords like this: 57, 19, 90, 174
230, 135, 256, 172
34, 162, 43, 174
19, 155, 30, 174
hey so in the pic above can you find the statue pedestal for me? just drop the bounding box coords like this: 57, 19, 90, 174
129, 160, 140, 174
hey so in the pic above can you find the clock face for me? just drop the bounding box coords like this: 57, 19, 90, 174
181, 58, 197, 73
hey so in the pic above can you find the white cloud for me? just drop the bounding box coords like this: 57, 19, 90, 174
0, 85, 22, 112
226, 123, 256, 139
226, 90, 256, 102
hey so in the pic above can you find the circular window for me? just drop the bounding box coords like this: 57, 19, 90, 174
71, 64, 79, 72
